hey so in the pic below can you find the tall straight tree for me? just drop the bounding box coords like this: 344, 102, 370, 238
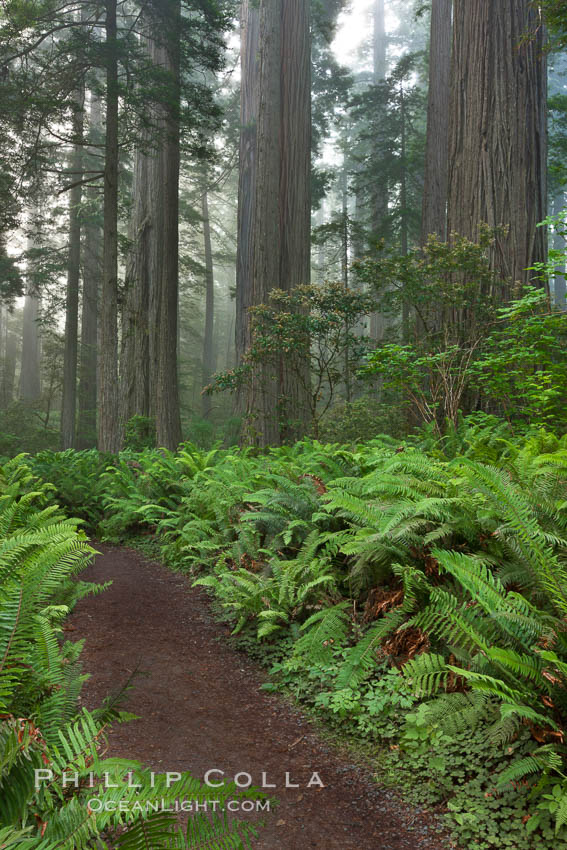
0, 318, 17, 409
98, 0, 121, 452
235, 0, 260, 368
19, 290, 41, 402
121, 126, 151, 429
201, 181, 215, 419
77, 91, 102, 448
369, 0, 388, 342
421, 0, 452, 244
60, 90, 85, 449
147, 0, 182, 450
242, 0, 312, 447
121, 0, 182, 449
19, 208, 42, 402
371, 0, 387, 237
122, 0, 228, 448
447, 0, 547, 290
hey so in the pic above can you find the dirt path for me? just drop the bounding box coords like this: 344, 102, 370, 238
69, 544, 454, 850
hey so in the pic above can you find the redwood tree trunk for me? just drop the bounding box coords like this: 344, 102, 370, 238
236, 0, 260, 368
421, 0, 452, 244
77, 91, 102, 449
244, 0, 312, 447
120, 141, 151, 429
98, 0, 121, 452
147, 0, 182, 450
19, 290, 41, 402
19, 212, 42, 402
201, 183, 215, 419
370, 0, 387, 237
369, 0, 388, 341
447, 0, 547, 291
0, 326, 17, 409
61, 92, 84, 449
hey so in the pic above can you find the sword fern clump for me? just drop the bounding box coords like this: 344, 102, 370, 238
1, 456, 262, 849
318, 442, 567, 833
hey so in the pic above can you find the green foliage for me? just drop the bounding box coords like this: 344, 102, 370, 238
28, 420, 567, 846
354, 232, 501, 347
208, 282, 378, 436
30, 449, 110, 530
0, 404, 59, 458
124, 415, 157, 452
317, 396, 407, 443
0, 454, 264, 848
356, 235, 567, 432
471, 287, 567, 428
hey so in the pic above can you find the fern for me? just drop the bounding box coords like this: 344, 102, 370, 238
293, 603, 351, 664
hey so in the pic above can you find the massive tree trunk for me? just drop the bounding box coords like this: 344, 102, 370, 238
98, 0, 121, 452
421, 0, 452, 244
243, 0, 312, 446
60, 91, 84, 449
77, 91, 102, 449
447, 1, 547, 291
235, 0, 260, 368
19, 212, 42, 402
147, 0, 182, 450
120, 1, 182, 451
201, 182, 215, 419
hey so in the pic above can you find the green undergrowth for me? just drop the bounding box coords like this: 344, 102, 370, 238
29, 415, 567, 848
229, 629, 556, 848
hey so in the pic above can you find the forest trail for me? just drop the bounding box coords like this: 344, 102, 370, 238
70, 544, 453, 850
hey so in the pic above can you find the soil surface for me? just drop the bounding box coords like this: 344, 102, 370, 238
69, 543, 456, 850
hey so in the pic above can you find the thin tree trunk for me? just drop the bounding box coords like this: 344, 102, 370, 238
98, 0, 120, 452
19, 210, 42, 402
400, 83, 410, 342
61, 90, 84, 449
370, 0, 387, 237
201, 182, 215, 418
341, 163, 351, 403
370, 0, 388, 341
447, 0, 547, 292
421, 0, 452, 245
553, 189, 566, 309
120, 140, 151, 428
77, 91, 102, 449
19, 291, 41, 402
0, 323, 17, 409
